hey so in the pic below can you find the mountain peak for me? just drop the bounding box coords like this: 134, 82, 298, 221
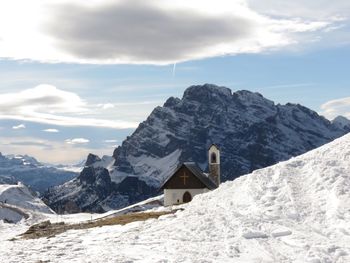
234, 89, 274, 107
333, 116, 350, 127
183, 84, 232, 101
85, 153, 101, 167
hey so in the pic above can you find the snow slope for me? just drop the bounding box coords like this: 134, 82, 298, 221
0, 183, 54, 225
0, 183, 53, 214
1, 134, 350, 262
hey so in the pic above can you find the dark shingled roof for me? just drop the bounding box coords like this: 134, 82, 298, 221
160, 162, 217, 190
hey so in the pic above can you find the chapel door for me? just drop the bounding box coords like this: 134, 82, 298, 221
183, 191, 192, 203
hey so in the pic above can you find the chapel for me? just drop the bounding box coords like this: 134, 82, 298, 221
161, 144, 220, 206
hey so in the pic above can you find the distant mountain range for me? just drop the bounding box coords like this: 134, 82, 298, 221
0, 153, 78, 193
43, 84, 349, 213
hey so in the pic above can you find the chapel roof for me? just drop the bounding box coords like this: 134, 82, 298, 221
160, 162, 217, 190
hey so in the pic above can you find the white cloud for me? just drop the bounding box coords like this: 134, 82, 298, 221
104, 139, 118, 143
320, 97, 350, 120
0, 85, 138, 129
98, 103, 115, 110
12, 124, 25, 130
0, 0, 340, 65
247, 0, 350, 20
65, 138, 90, 145
43, 128, 59, 133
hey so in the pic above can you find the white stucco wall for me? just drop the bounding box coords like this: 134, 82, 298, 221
164, 188, 210, 206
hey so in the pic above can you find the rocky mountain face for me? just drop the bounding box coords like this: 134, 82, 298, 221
45, 84, 349, 213
0, 153, 77, 193
112, 84, 348, 184
44, 154, 156, 213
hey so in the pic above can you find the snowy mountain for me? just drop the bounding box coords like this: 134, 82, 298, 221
2, 131, 350, 262
44, 154, 157, 213
50, 159, 86, 173
0, 153, 77, 193
0, 183, 54, 223
45, 84, 349, 213
111, 84, 348, 185
333, 115, 350, 130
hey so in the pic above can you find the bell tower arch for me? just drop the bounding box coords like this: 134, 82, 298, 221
208, 144, 220, 186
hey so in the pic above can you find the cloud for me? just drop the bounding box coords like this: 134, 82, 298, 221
0, 0, 338, 64
98, 103, 115, 110
43, 128, 59, 133
12, 124, 25, 130
320, 97, 350, 119
0, 85, 138, 129
104, 139, 118, 143
247, 0, 350, 20
65, 138, 90, 145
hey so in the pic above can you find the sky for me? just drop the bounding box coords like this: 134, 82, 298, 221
0, 0, 349, 164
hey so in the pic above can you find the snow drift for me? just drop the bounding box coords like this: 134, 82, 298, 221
1, 133, 350, 262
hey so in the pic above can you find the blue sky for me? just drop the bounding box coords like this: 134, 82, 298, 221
0, 0, 349, 163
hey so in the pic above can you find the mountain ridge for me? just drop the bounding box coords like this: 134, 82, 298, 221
0, 153, 77, 193
44, 84, 349, 213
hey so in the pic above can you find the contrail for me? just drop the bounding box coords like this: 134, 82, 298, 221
172, 63, 176, 77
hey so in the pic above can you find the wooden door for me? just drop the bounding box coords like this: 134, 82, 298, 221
183, 191, 192, 203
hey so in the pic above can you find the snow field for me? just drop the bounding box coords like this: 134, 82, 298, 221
1, 134, 350, 262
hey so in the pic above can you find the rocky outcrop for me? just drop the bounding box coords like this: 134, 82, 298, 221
85, 154, 102, 167
44, 157, 157, 213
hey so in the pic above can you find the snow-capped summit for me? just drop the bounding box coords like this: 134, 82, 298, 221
182, 83, 232, 102
85, 153, 102, 166
333, 115, 350, 130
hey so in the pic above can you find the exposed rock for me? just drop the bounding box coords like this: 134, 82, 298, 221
85, 154, 102, 167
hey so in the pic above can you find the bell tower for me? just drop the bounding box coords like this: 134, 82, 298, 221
208, 144, 220, 186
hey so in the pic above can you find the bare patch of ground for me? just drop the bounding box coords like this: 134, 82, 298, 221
18, 211, 175, 240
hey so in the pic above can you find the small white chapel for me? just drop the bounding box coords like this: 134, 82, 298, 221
161, 144, 220, 206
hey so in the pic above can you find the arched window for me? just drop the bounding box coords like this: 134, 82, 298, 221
211, 152, 217, 163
